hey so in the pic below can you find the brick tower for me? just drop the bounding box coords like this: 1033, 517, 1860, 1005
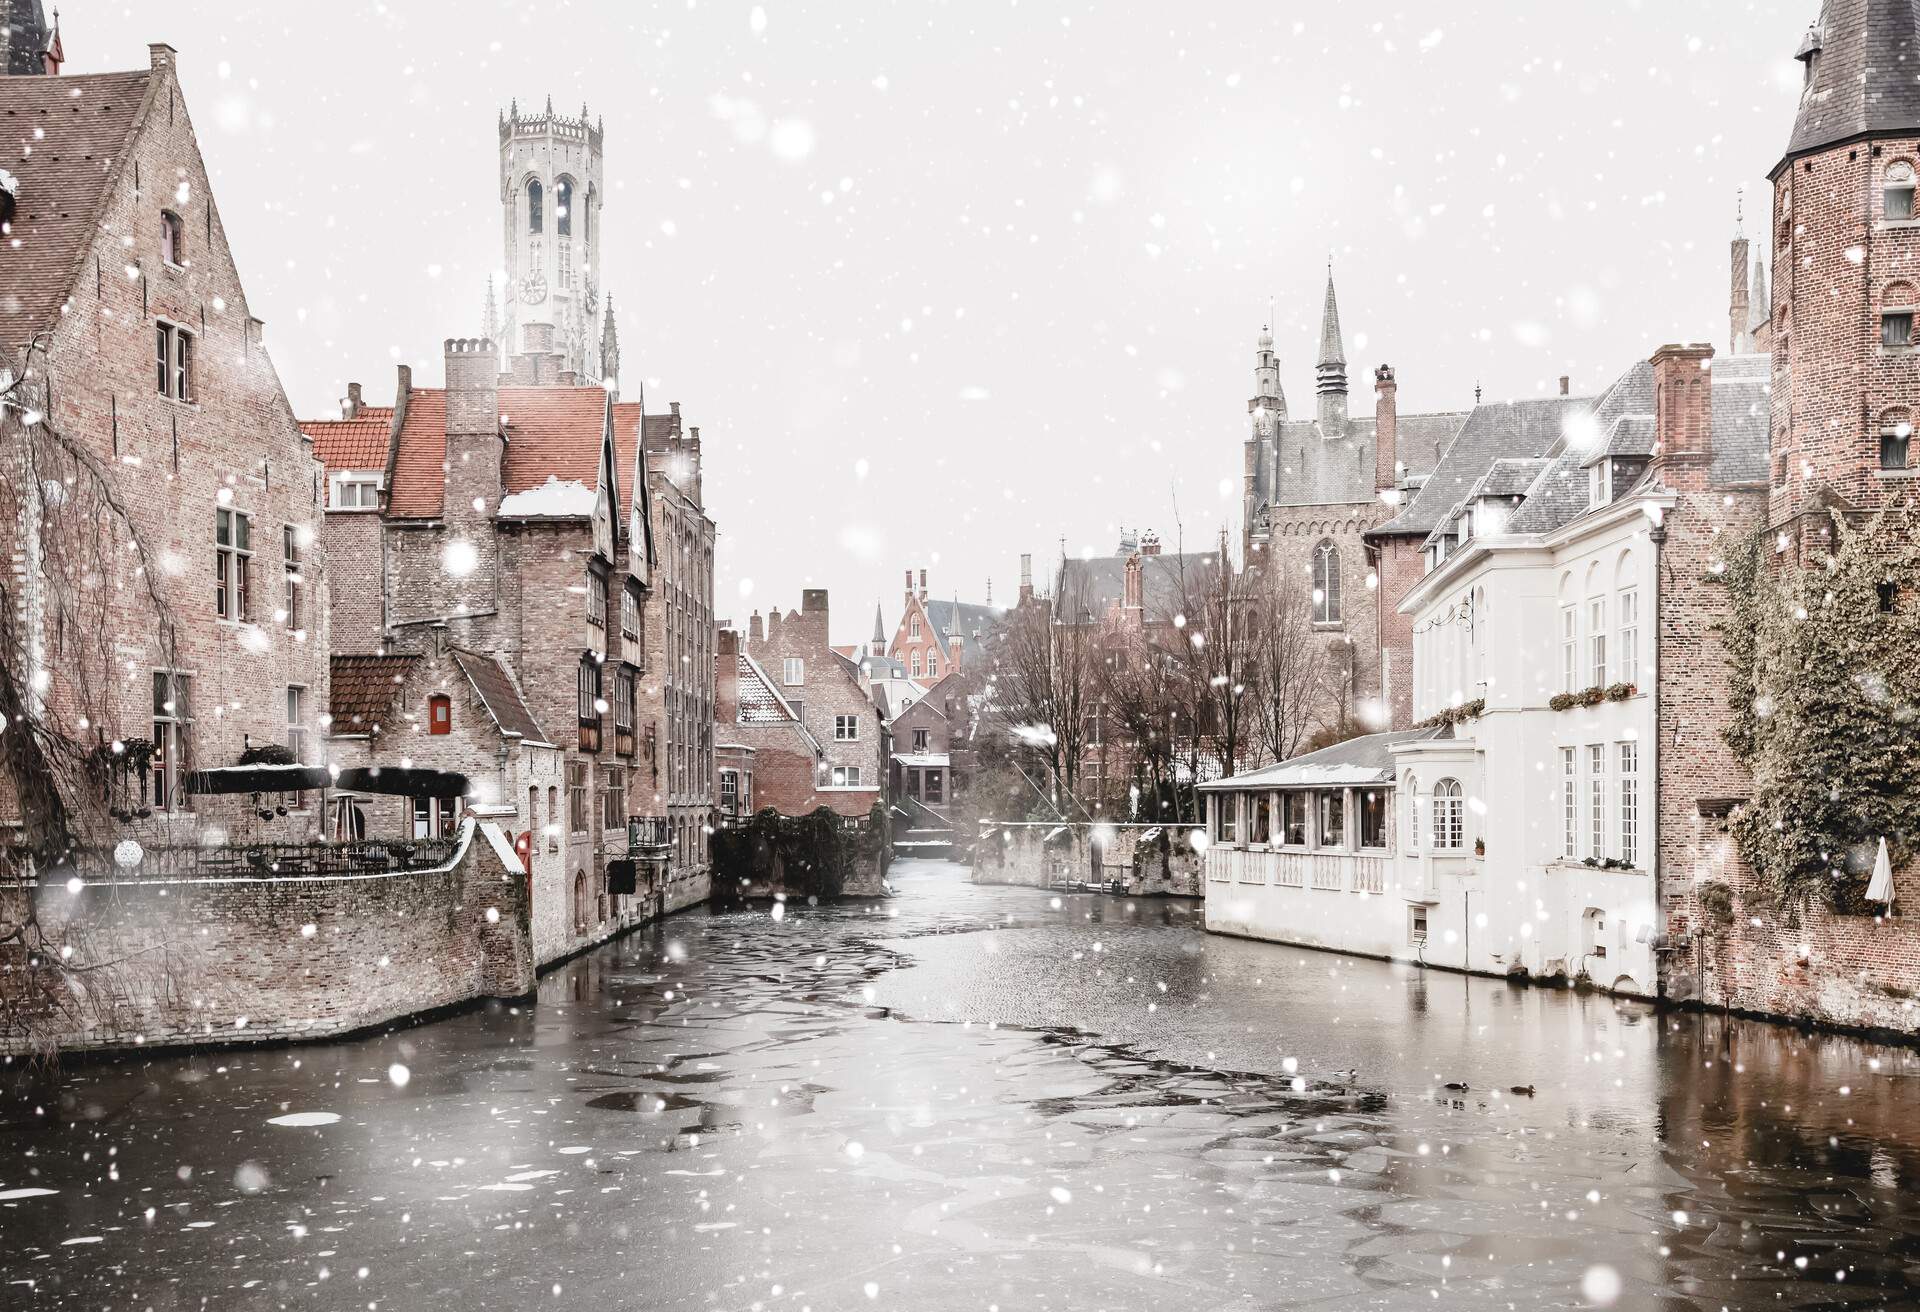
1767, 0, 1920, 554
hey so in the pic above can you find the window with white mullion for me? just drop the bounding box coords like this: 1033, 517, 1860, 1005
1588, 597, 1607, 686
1617, 589, 1639, 687
1588, 744, 1607, 860
1561, 747, 1577, 860
1618, 741, 1639, 868
1561, 606, 1578, 692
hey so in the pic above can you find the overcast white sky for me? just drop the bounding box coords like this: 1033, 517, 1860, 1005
73, 2, 1809, 644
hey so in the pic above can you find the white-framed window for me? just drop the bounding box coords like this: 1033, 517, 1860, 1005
152, 671, 193, 810
411, 796, 456, 840
719, 769, 740, 810
156, 321, 194, 401
830, 765, 863, 788
1617, 589, 1639, 686
1319, 791, 1345, 849
621, 583, 640, 641
1214, 793, 1238, 843
1588, 597, 1607, 686
910, 650, 921, 678
927, 654, 940, 680
1561, 747, 1577, 860
1888, 161, 1917, 220
1409, 905, 1429, 945
1588, 462, 1607, 509
834, 714, 859, 741
1431, 778, 1464, 851
602, 764, 624, 831
586, 565, 607, 629
1619, 741, 1639, 868
1561, 606, 1578, 692
1359, 789, 1388, 849
286, 685, 309, 764
215, 506, 251, 621
282, 525, 303, 629
783, 657, 804, 686
1404, 773, 1421, 853
1589, 744, 1607, 859
329, 471, 381, 510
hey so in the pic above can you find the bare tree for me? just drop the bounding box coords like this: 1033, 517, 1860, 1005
0, 339, 181, 1046
1092, 611, 1180, 818
1245, 572, 1329, 765
988, 580, 1095, 814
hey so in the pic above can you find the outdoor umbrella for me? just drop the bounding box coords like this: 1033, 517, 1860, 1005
1867, 836, 1896, 909
186, 763, 333, 795
330, 766, 470, 799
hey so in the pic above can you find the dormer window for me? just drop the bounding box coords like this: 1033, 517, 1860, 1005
160, 210, 185, 267
1887, 163, 1917, 221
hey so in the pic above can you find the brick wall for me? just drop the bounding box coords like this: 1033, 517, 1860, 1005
742, 590, 888, 817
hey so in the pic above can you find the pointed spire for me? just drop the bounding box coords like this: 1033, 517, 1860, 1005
482, 276, 499, 345
1316, 265, 1346, 368
1314, 262, 1349, 430
872, 601, 886, 648
545, 93, 554, 117
599, 292, 621, 392
1751, 251, 1770, 337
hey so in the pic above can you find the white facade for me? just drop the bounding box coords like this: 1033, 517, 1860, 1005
1205, 491, 1669, 997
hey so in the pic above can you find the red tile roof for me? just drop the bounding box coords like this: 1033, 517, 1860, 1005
0, 69, 154, 347
328, 654, 417, 736
386, 385, 610, 519
499, 386, 608, 496
300, 411, 391, 472
384, 389, 448, 518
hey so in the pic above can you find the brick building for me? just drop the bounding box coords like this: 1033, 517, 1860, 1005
1240, 276, 1469, 730
1654, 0, 1920, 1031
717, 591, 888, 818
1, 44, 329, 851
616, 400, 717, 882
887, 567, 998, 683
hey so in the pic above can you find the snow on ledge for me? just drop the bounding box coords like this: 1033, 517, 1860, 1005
497, 475, 594, 519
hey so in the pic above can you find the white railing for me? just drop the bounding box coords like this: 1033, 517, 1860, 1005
1204, 847, 1392, 895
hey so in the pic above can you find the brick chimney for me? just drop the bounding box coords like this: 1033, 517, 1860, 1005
798, 589, 830, 649
1374, 365, 1398, 492
918, 568, 928, 602
148, 44, 176, 72
1558, 374, 1570, 397
904, 568, 915, 605
444, 337, 502, 513
1138, 530, 1163, 557
1018, 553, 1033, 605
748, 610, 764, 645
1649, 343, 1716, 491
1123, 553, 1144, 618
343, 382, 363, 420
767, 609, 783, 645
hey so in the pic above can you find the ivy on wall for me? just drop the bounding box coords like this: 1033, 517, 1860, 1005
1721, 510, 1920, 911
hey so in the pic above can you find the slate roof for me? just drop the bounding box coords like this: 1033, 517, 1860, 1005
1778, 0, 1920, 170
301, 411, 392, 472
1057, 550, 1220, 623
0, 69, 153, 347
1706, 353, 1772, 485
922, 598, 1001, 663
1199, 727, 1446, 791
327, 654, 417, 735
1259, 410, 1467, 508
1371, 395, 1591, 539
450, 648, 551, 746
1473, 457, 1551, 498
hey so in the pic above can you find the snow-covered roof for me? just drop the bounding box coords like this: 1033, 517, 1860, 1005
1199, 726, 1446, 792
497, 475, 596, 519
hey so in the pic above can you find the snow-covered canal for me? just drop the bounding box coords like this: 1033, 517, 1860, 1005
4, 860, 1917, 1309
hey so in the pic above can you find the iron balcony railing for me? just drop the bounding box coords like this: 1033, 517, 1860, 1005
627, 816, 672, 854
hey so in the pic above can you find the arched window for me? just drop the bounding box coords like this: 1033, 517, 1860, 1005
1887, 161, 1916, 221
1312, 541, 1341, 624
555, 176, 574, 237
546, 786, 558, 851
160, 210, 185, 266
526, 178, 544, 234
1432, 778, 1464, 850
1404, 773, 1420, 853
910, 650, 922, 678
428, 693, 451, 735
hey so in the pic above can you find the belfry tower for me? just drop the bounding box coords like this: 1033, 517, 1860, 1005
497, 96, 606, 386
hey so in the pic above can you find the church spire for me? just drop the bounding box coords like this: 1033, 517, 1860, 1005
599, 292, 621, 397
871, 601, 886, 652
1250, 322, 1285, 426
1315, 263, 1349, 431
4, 0, 57, 76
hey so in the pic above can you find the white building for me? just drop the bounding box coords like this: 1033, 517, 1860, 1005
1205, 352, 1771, 997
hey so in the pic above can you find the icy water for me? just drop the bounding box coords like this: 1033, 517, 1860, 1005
5, 862, 1920, 1310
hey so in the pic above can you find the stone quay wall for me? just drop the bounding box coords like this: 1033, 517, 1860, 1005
972, 822, 1203, 898
1, 821, 536, 1056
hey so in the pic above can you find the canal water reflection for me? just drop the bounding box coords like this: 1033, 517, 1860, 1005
3, 860, 1919, 1309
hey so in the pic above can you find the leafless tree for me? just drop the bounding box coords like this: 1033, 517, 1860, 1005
0, 339, 181, 1048
1245, 571, 1329, 765
988, 579, 1096, 814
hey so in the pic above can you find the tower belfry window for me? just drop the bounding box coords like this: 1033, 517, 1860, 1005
556, 178, 574, 237
527, 179, 544, 234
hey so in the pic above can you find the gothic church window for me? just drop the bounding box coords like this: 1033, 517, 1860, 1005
556, 177, 574, 236
1312, 541, 1341, 624
527, 178, 544, 233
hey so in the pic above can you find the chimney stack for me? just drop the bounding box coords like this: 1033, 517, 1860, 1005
1730, 228, 1753, 355
344, 382, 364, 420
1648, 342, 1716, 490
443, 337, 503, 516
748, 610, 764, 644
918, 568, 928, 602
1018, 553, 1034, 605
1122, 553, 1144, 617
1373, 365, 1399, 492
767, 609, 783, 644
